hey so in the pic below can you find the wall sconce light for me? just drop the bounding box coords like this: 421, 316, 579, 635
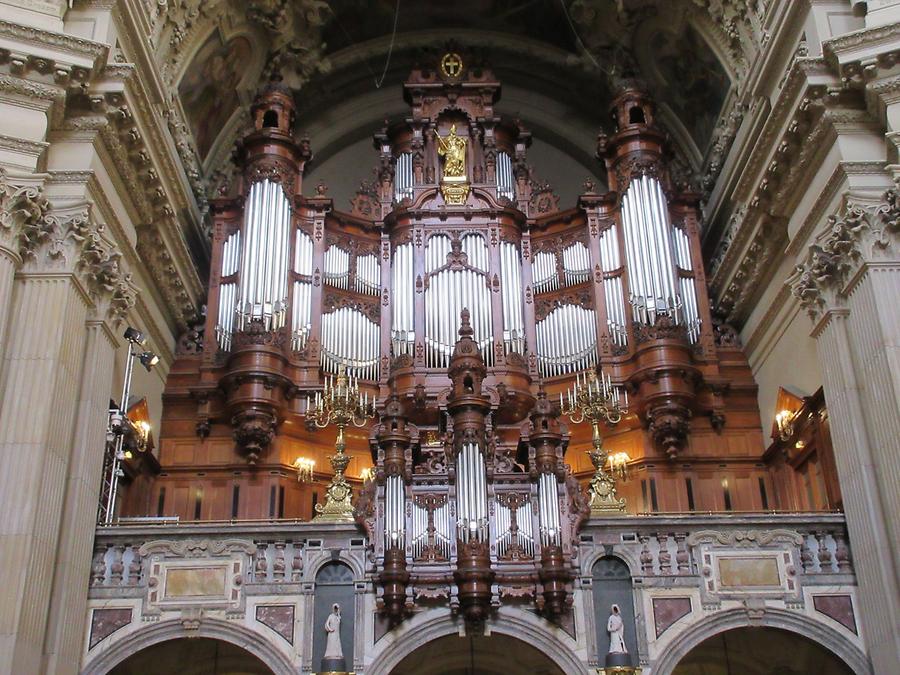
293, 457, 315, 483
360, 467, 375, 483
775, 409, 796, 441
608, 452, 630, 481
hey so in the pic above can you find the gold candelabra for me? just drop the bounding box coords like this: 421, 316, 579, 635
305, 369, 375, 522
561, 369, 629, 513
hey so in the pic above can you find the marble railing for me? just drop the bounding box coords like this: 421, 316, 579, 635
88, 520, 365, 594
579, 512, 853, 579
88, 512, 854, 593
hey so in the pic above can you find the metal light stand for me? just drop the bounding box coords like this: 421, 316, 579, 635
98, 329, 158, 525
561, 370, 629, 513
98, 341, 137, 525
305, 368, 375, 522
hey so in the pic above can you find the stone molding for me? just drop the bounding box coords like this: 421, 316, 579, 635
788, 185, 899, 321
137, 538, 257, 558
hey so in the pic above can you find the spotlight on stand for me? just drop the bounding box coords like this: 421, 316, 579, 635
98, 329, 159, 525
139, 351, 159, 371
123, 326, 146, 345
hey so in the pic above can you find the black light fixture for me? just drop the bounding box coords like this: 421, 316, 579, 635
139, 351, 159, 371
123, 326, 146, 345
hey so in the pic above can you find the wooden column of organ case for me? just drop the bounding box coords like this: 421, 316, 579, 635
127, 56, 790, 618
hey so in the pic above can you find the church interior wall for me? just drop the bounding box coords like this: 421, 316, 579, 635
0, 0, 898, 673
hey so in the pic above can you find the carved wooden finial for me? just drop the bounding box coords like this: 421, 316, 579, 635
459, 308, 473, 337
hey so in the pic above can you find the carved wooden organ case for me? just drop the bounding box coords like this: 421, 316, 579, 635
157, 57, 764, 625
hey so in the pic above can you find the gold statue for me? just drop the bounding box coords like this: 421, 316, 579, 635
437, 124, 467, 180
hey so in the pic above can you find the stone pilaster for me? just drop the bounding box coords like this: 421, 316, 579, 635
0, 202, 134, 673
789, 186, 900, 672
42, 317, 117, 674
0, 168, 49, 365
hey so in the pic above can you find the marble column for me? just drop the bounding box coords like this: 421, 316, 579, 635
41, 318, 117, 674
0, 200, 127, 673
0, 170, 49, 373
790, 189, 900, 672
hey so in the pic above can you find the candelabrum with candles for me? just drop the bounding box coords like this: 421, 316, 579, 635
305, 368, 375, 522
560, 369, 629, 513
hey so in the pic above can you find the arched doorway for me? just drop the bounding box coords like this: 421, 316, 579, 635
108, 637, 273, 674
672, 627, 854, 675
389, 633, 564, 675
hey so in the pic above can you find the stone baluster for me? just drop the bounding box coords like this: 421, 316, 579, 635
816, 530, 834, 573
127, 545, 142, 585
109, 545, 124, 585
800, 533, 816, 573
674, 532, 690, 574
657, 532, 672, 574
833, 530, 853, 573
639, 534, 655, 575
291, 542, 303, 582
90, 546, 107, 587
255, 543, 269, 582
273, 542, 286, 581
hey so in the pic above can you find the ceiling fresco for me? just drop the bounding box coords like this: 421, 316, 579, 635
178, 33, 252, 160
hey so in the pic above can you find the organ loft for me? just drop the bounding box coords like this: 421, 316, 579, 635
119, 51, 786, 626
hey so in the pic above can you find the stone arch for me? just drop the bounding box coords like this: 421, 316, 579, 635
581, 546, 641, 578
303, 548, 365, 582
82, 617, 295, 675
652, 607, 869, 675
366, 607, 587, 675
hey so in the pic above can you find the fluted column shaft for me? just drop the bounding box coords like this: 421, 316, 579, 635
0, 272, 91, 674
42, 319, 116, 674
813, 265, 900, 672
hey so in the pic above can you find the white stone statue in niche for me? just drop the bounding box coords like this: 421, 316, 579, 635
607, 604, 628, 654
324, 603, 343, 659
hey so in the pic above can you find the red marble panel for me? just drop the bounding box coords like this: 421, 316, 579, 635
256, 604, 295, 644
653, 597, 692, 638
89, 608, 132, 649
813, 595, 857, 634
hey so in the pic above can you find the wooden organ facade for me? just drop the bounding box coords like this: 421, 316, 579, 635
124, 55, 837, 621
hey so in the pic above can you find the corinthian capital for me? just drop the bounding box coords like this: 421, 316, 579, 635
0, 167, 50, 259
789, 185, 900, 319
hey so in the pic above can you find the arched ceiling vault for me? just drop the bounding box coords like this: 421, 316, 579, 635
152, 0, 767, 260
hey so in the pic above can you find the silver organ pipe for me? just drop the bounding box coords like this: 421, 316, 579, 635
291, 230, 314, 350
355, 253, 380, 296
672, 224, 701, 343
237, 179, 291, 331
538, 473, 560, 547
456, 443, 488, 544
320, 307, 380, 380
561, 241, 591, 286
424, 235, 493, 368
500, 241, 525, 354
621, 175, 681, 326
391, 243, 415, 356
216, 230, 241, 350
535, 304, 598, 378
410, 500, 450, 560
324, 245, 350, 289
494, 498, 535, 558
384, 475, 405, 550
532, 251, 557, 293
496, 151, 515, 201
394, 152, 414, 202
598, 223, 628, 348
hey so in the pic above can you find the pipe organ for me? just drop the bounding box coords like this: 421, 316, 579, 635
151, 55, 765, 631
237, 179, 292, 331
